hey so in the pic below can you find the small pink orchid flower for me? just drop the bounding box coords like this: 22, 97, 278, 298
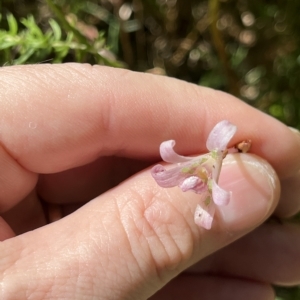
151, 120, 237, 230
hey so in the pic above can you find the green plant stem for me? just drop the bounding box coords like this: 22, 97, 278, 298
208, 0, 239, 96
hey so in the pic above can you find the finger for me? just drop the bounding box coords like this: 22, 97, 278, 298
37, 154, 298, 220
37, 157, 151, 204
2, 190, 46, 235
37, 157, 116, 204
275, 171, 300, 218
0, 64, 299, 178
0, 64, 297, 214
0, 154, 279, 298
149, 274, 275, 300
190, 223, 300, 286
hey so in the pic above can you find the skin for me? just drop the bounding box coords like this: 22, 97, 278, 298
0, 64, 299, 299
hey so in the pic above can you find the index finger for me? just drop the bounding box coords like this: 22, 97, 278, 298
0, 63, 298, 179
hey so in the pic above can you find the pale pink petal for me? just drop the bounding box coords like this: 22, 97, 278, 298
212, 179, 231, 206
206, 120, 237, 151
194, 203, 215, 230
179, 176, 207, 193
160, 140, 193, 163
151, 156, 210, 189
151, 164, 188, 188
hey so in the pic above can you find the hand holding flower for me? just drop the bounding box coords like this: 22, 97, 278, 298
0, 65, 299, 300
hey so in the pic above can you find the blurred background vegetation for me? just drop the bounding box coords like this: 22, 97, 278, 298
2, 0, 300, 128
1, 0, 300, 299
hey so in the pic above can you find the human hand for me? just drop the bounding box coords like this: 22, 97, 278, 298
0, 64, 299, 299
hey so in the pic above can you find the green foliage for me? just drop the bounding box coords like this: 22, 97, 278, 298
2, 0, 300, 130
275, 286, 300, 300
0, 9, 123, 66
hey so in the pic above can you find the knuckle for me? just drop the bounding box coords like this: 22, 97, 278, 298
116, 183, 196, 278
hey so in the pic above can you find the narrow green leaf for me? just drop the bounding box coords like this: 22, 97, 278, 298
21, 15, 44, 39
7, 13, 18, 35
49, 19, 62, 41
13, 48, 35, 65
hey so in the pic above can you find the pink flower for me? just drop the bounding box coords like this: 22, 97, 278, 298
151, 120, 237, 230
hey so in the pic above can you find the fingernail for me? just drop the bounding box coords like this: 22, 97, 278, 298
217, 154, 279, 232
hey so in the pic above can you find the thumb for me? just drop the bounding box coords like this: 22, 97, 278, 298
0, 154, 279, 299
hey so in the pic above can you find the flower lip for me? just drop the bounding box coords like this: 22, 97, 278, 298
206, 120, 237, 151
211, 179, 231, 205
159, 140, 193, 163
194, 203, 215, 230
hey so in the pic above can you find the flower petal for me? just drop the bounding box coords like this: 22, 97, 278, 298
180, 176, 207, 193
212, 179, 231, 206
151, 164, 188, 188
160, 140, 193, 163
194, 203, 215, 230
206, 120, 237, 151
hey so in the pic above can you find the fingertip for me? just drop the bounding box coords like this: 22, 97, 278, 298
217, 153, 280, 232
275, 170, 300, 218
